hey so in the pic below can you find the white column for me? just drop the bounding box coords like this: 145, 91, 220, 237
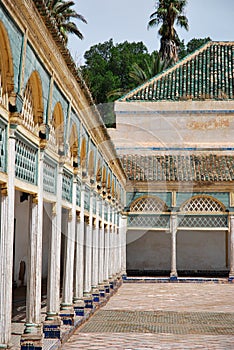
170, 213, 178, 279
98, 199, 105, 285
73, 184, 85, 302
117, 212, 122, 275
46, 164, 62, 320
84, 190, 93, 296
0, 127, 15, 347
103, 203, 110, 282
23, 150, 44, 336
112, 209, 117, 277
229, 215, 234, 279
92, 196, 99, 291
61, 179, 76, 309
109, 205, 116, 279
120, 214, 127, 276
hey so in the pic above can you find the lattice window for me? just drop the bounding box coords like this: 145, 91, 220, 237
128, 215, 170, 228
93, 195, 97, 213
15, 137, 38, 184
178, 215, 228, 228
131, 196, 167, 212
99, 200, 102, 217
84, 187, 90, 211
180, 196, 225, 212
21, 84, 35, 132
104, 204, 108, 221
76, 181, 81, 206
0, 72, 8, 109
47, 122, 59, 153
0, 122, 7, 172
43, 157, 57, 194
62, 170, 73, 202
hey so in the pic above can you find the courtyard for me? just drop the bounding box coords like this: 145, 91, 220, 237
62, 281, 234, 349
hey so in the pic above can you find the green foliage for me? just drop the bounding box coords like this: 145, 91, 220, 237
82, 39, 150, 104
178, 37, 212, 59
186, 37, 212, 54
129, 51, 173, 85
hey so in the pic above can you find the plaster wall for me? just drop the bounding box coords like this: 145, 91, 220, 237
126, 229, 229, 273
177, 230, 228, 271
109, 112, 234, 151
126, 230, 171, 271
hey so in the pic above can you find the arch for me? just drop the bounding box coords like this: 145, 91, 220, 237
0, 21, 14, 109
111, 178, 115, 198
80, 137, 87, 169
102, 166, 107, 187
96, 159, 102, 182
69, 123, 78, 166
21, 71, 44, 133
130, 196, 168, 213
179, 195, 226, 213
107, 173, 111, 193
88, 150, 94, 178
52, 102, 64, 152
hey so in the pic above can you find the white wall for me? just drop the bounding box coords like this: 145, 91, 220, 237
126, 230, 171, 271
126, 229, 229, 273
177, 230, 228, 271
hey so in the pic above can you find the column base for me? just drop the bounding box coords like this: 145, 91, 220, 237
92, 287, 100, 303
83, 296, 94, 309
98, 284, 106, 298
21, 330, 43, 350
122, 274, 127, 281
43, 316, 61, 339
73, 299, 85, 316
228, 272, 234, 282
60, 305, 75, 326
104, 283, 110, 294
170, 272, 178, 282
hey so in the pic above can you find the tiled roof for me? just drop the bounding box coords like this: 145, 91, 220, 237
121, 42, 234, 102
120, 154, 234, 182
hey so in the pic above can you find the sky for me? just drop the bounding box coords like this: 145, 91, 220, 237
68, 0, 234, 65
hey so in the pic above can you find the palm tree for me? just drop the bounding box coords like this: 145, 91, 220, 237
45, 0, 87, 44
148, 0, 189, 62
129, 52, 173, 85
107, 52, 172, 99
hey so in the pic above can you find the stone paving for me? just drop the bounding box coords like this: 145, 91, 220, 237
63, 282, 234, 350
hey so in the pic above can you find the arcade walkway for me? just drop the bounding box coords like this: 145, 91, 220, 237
63, 282, 234, 350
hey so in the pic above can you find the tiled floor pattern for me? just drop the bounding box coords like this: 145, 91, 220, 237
63, 283, 234, 350
79, 309, 234, 335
